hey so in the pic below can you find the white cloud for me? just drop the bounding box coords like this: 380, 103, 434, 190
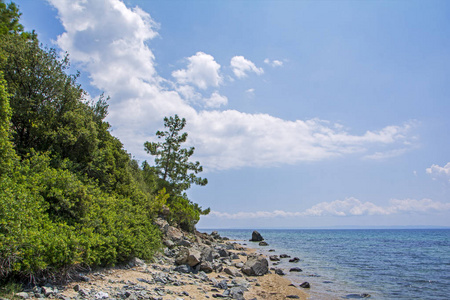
172, 52, 222, 89
208, 198, 450, 219
230, 56, 264, 78
264, 58, 283, 67
426, 162, 450, 176
203, 92, 228, 108
48, 0, 418, 170
246, 88, 255, 98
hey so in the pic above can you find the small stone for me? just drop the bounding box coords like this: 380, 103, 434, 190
15, 292, 29, 299
274, 268, 285, 276
258, 241, 269, 246
289, 257, 300, 263
269, 255, 280, 261
287, 296, 300, 299
94, 291, 109, 299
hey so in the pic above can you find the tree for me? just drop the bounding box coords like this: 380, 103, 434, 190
0, 0, 34, 39
144, 115, 207, 194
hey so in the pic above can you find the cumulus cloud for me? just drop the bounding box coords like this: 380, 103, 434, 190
230, 56, 264, 78
208, 198, 450, 219
426, 162, 450, 177
172, 52, 222, 89
203, 92, 228, 108
264, 58, 283, 67
48, 0, 418, 170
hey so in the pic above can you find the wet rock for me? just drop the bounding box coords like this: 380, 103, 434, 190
289, 267, 303, 272
300, 282, 311, 288
287, 296, 300, 299
249, 231, 264, 242
280, 254, 291, 258
345, 293, 371, 298
258, 241, 269, 246
274, 268, 285, 276
289, 257, 300, 263
269, 255, 280, 261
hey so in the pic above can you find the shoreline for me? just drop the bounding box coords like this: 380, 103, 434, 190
23, 227, 308, 300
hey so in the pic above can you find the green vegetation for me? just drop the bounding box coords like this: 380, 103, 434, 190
144, 115, 210, 231
0, 0, 208, 284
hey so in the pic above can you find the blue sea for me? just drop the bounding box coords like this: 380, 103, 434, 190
206, 229, 450, 299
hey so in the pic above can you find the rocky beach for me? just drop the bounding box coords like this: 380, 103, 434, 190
14, 219, 308, 300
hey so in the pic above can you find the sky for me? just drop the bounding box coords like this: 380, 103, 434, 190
16, 0, 450, 229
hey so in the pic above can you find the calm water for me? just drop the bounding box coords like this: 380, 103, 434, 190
206, 229, 450, 299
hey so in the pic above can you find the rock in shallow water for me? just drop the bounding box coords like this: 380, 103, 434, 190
300, 282, 311, 288
250, 231, 264, 241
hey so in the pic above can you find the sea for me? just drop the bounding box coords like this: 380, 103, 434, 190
203, 229, 450, 299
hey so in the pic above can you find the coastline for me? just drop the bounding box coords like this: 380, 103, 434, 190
24, 228, 308, 300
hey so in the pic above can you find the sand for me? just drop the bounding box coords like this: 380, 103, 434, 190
47, 244, 309, 300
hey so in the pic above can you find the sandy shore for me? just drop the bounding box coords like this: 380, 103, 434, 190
37, 241, 309, 300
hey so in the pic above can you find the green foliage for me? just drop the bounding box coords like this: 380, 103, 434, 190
0, 1, 208, 282
0, 3, 164, 283
145, 115, 209, 231
0, 71, 16, 175
144, 114, 208, 194
0, 153, 161, 282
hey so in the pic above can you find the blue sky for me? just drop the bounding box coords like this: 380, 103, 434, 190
16, 0, 450, 228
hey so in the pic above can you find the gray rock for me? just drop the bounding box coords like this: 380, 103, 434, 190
200, 261, 214, 273
174, 264, 192, 273
249, 231, 264, 242
223, 286, 245, 299
241, 255, 269, 276
290, 267, 303, 272
224, 267, 237, 277
163, 239, 175, 248
218, 249, 229, 257
41, 286, 56, 297
129, 257, 146, 267
274, 268, 285, 275
287, 296, 300, 299
300, 282, 311, 288
289, 257, 300, 263
177, 239, 192, 247
187, 248, 202, 267
78, 289, 90, 297
280, 254, 291, 258
258, 241, 269, 246
269, 255, 280, 261
217, 279, 228, 290
15, 292, 29, 299
175, 247, 189, 265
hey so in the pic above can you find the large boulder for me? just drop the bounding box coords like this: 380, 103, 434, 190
241, 255, 268, 276
249, 231, 264, 242
166, 226, 184, 243
187, 248, 202, 267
